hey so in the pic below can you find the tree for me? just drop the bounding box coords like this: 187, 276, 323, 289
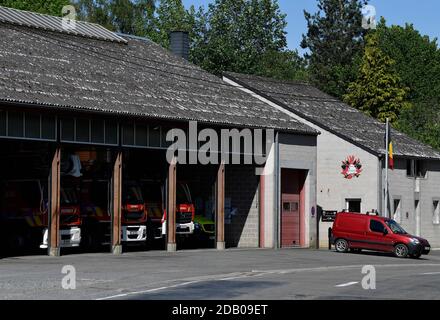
190, 0, 296, 78
343, 33, 411, 123
372, 18, 440, 150
397, 99, 440, 150
0, 0, 70, 16
375, 18, 440, 103
74, 0, 156, 35
255, 50, 309, 81
153, 0, 195, 48
301, 0, 367, 98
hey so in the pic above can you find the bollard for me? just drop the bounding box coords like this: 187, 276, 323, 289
328, 227, 332, 250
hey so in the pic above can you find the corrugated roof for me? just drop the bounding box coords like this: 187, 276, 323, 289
225, 72, 440, 160
0, 8, 317, 135
0, 5, 127, 43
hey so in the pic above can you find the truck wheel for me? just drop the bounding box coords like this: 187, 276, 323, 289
335, 239, 349, 253
394, 244, 409, 258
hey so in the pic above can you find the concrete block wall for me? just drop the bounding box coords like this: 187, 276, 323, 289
418, 160, 440, 247
386, 159, 417, 235
386, 159, 440, 247
225, 165, 260, 248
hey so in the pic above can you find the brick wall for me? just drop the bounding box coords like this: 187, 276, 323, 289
225, 165, 260, 248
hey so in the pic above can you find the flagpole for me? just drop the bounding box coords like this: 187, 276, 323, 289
385, 118, 389, 218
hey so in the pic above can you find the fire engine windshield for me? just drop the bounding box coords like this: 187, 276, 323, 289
177, 183, 192, 205
386, 219, 408, 235
123, 183, 144, 205
60, 186, 79, 206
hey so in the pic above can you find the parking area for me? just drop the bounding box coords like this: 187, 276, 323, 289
1, 248, 439, 300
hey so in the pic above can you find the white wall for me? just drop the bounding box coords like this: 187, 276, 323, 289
388, 159, 440, 247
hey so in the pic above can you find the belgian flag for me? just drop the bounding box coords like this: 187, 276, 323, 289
386, 121, 394, 170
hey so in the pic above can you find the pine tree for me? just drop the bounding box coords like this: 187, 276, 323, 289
301, 0, 367, 98
343, 33, 411, 123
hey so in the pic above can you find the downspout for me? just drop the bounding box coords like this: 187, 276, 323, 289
378, 155, 384, 215
274, 131, 280, 249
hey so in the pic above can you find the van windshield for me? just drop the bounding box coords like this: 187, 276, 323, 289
385, 219, 407, 235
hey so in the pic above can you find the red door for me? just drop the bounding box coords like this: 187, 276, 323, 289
365, 218, 395, 252
281, 169, 305, 248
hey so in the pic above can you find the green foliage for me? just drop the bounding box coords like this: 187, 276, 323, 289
343, 33, 411, 123
375, 18, 440, 103
190, 0, 303, 79
254, 50, 309, 81
301, 0, 367, 98
396, 99, 440, 150
74, 0, 156, 35
0, 0, 70, 16
372, 18, 440, 149
153, 0, 196, 48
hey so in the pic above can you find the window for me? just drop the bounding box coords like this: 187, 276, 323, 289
393, 198, 401, 223
8, 111, 24, 137
122, 123, 135, 146
149, 126, 161, 147
91, 119, 104, 143
433, 200, 440, 225
283, 202, 299, 212
346, 199, 361, 213
407, 159, 427, 178
24, 113, 41, 139
41, 115, 56, 140
416, 160, 427, 178
76, 118, 90, 142
370, 220, 386, 233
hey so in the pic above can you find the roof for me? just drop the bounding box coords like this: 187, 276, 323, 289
224, 72, 440, 160
0, 5, 127, 43
0, 6, 316, 135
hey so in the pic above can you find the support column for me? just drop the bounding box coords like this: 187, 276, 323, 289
48, 147, 61, 257
167, 156, 177, 252
111, 151, 123, 255
216, 161, 225, 250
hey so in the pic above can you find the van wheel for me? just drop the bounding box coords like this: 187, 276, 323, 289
335, 239, 349, 253
394, 244, 409, 258
411, 253, 422, 259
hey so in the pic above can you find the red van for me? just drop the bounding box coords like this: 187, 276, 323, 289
331, 212, 431, 258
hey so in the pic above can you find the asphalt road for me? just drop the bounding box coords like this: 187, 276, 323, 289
1, 248, 439, 300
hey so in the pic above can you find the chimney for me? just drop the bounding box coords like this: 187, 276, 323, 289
170, 31, 189, 60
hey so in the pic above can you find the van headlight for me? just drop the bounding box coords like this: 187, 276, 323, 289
410, 238, 420, 244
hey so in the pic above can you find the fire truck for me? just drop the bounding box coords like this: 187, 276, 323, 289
140, 180, 195, 241
0, 179, 81, 252
79, 179, 147, 249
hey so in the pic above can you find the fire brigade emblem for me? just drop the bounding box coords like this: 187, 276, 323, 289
341, 155, 363, 179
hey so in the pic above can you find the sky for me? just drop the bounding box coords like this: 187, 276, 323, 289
182, 0, 440, 54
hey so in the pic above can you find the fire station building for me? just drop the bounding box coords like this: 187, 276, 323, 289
0, 6, 319, 257
224, 72, 440, 248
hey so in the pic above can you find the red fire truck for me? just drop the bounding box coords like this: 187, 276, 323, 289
0, 179, 81, 252
80, 179, 147, 249
140, 180, 195, 241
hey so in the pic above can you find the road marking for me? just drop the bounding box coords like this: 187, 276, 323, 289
97, 281, 203, 300
335, 281, 359, 288
419, 272, 440, 275
97, 263, 440, 300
